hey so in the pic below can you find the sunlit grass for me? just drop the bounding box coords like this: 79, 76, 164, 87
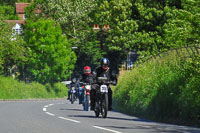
113, 49, 200, 127
0, 76, 67, 100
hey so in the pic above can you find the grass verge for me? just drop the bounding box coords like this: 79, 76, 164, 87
0, 76, 67, 100
113, 52, 200, 127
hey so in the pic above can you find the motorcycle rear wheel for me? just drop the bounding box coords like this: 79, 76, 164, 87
95, 110, 100, 117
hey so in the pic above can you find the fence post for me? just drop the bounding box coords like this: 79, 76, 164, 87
186, 47, 192, 57
190, 47, 195, 55
194, 40, 199, 55
176, 48, 180, 56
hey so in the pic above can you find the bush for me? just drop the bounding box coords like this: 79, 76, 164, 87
113, 52, 200, 127
0, 75, 67, 99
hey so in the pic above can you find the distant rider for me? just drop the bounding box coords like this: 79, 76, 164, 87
91, 58, 117, 111
67, 77, 79, 100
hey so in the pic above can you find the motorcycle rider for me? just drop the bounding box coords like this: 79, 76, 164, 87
67, 77, 79, 100
79, 66, 94, 84
79, 66, 94, 104
91, 58, 117, 111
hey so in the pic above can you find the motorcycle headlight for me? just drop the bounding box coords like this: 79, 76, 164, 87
85, 85, 91, 90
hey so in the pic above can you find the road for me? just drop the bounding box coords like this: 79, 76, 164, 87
0, 99, 199, 133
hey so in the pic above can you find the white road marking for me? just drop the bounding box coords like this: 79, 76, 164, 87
45, 112, 55, 116
93, 126, 122, 133
43, 108, 47, 111
44, 105, 48, 108
48, 103, 54, 106
58, 116, 81, 123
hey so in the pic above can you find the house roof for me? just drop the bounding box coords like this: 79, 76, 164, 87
16, 3, 41, 14
16, 3, 30, 14
7, 20, 25, 25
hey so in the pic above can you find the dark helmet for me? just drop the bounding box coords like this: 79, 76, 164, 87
83, 66, 91, 75
72, 77, 76, 83
100, 58, 110, 67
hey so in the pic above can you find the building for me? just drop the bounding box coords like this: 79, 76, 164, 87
7, 2, 41, 35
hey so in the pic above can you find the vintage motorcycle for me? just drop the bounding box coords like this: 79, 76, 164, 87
79, 82, 91, 111
69, 86, 78, 104
82, 83, 91, 111
94, 77, 115, 118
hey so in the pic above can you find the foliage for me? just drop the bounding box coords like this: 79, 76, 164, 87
162, 0, 200, 48
73, 31, 104, 76
0, 15, 27, 76
0, 75, 67, 99
177, 55, 200, 122
24, 0, 200, 75
26, 0, 103, 76
23, 19, 76, 84
113, 51, 200, 127
0, 0, 32, 5
0, 5, 19, 20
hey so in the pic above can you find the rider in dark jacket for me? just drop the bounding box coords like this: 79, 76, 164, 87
78, 66, 94, 104
79, 66, 94, 84
91, 58, 117, 111
67, 77, 79, 100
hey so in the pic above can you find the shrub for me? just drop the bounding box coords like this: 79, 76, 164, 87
113, 52, 200, 127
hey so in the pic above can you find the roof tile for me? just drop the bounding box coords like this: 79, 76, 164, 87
16, 3, 30, 13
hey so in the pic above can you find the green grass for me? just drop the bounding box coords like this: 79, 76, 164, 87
0, 76, 67, 100
113, 51, 200, 127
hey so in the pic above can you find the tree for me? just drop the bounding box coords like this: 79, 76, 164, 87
94, 0, 136, 67
24, 19, 76, 84
26, 0, 102, 75
162, 0, 200, 48
0, 15, 27, 76
27, 0, 96, 41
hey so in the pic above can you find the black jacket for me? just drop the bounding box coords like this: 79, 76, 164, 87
93, 67, 117, 84
69, 82, 79, 89
79, 74, 94, 84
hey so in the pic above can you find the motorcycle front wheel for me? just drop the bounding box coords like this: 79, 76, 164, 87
84, 95, 90, 111
94, 101, 100, 117
101, 94, 108, 118
71, 93, 74, 104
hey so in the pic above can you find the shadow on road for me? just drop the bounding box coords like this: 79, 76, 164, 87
101, 125, 200, 133
107, 116, 153, 123
60, 108, 83, 112
67, 115, 96, 118
65, 111, 200, 133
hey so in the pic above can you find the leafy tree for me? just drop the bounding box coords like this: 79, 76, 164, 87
24, 18, 76, 84
0, 0, 32, 5
162, 0, 200, 48
94, 0, 136, 67
0, 5, 19, 20
72, 30, 104, 76
25, 0, 200, 73
25, 0, 103, 76
27, 0, 96, 41
0, 15, 27, 76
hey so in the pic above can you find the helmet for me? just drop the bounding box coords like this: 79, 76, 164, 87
100, 58, 110, 66
72, 77, 76, 83
83, 66, 91, 75
100, 58, 110, 70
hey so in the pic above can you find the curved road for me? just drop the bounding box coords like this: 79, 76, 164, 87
0, 99, 199, 133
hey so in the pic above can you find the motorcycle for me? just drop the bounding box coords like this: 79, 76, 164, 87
82, 83, 91, 111
94, 77, 113, 118
78, 82, 91, 111
69, 86, 78, 104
